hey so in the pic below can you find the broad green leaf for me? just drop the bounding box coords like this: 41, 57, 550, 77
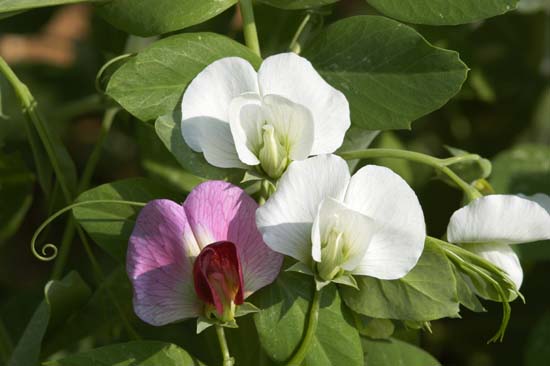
257, 0, 338, 9
367, 0, 517, 25
96, 0, 236, 36
336, 127, 379, 172
362, 337, 441, 366
341, 238, 460, 321
45, 341, 204, 366
8, 272, 91, 366
0, 153, 34, 244
353, 315, 395, 339
43, 268, 134, 356
490, 144, 550, 195
252, 271, 363, 366
155, 112, 243, 182
525, 312, 550, 366
73, 178, 180, 262
303, 16, 468, 131
518, 0, 550, 12
106, 33, 261, 122
0, 0, 104, 14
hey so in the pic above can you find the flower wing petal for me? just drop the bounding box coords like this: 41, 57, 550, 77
183, 181, 283, 297
344, 165, 426, 279
518, 193, 550, 213
462, 243, 523, 290
263, 94, 314, 161
228, 93, 263, 166
311, 197, 375, 271
447, 195, 550, 245
258, 53, 350, 155
127, 199, 201, 326
256, 154, 350, 263
181, 57, 259, 168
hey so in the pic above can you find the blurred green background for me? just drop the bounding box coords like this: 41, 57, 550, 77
0, 1, 549, 365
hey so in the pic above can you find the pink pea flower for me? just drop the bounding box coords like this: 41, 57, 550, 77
127, 181, 283, 326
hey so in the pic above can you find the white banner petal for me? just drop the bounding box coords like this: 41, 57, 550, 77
344, 165, 426, 279
447, 195, 550, 245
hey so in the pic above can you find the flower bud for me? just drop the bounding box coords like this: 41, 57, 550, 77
258, 124, 288, 179
193, 241, 244, 322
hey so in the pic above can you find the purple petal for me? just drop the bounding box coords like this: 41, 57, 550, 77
183, 181, 283, 297
127, 199, 202, 326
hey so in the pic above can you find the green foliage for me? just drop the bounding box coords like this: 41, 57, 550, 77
45, 341, 205, 366
367, 0, 518, 25
73, 178, 180, 261
106, 33, 261, 122
303, 16, 468, 131
0, 153, 33, 244
341, 239, 460, 321
96, 0, 237, 36
8, 272, 91, 366
525, 312, 550, 366
362, 337, 441, 365
257, 0, 338, 9
252, 271, 363, 366
155, 113, 243, 182
490, 144, 550, 195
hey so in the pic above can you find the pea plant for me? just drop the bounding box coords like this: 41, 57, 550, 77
1, 1, 549, 366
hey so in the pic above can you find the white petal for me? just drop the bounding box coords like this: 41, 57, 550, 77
256, 154, 350, 263
311, 197, 375, 271
461, 243, 523, 290
181, 57, 259, 168
262, 94, 314, 161
258, 53, 350, 155
182, 118, 247, 169
344, 165, 426, 279
228, 93, 263, 166
518, 193, 550, 214
447, 195, 550, 245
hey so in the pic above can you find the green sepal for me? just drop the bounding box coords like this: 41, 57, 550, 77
235, 302, 260, 317
196, 317, 215, 334
332, 274, 359, 290
285, 261, 314, 276
241, 170, 267, 183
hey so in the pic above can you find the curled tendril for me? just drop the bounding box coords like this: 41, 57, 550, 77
95, 53, 134, 94
31, 199, 147, 262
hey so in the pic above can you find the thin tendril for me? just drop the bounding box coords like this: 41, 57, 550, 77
31, 200, 147, 261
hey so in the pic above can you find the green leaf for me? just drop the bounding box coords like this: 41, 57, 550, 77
43, 268, 134, 356
303, 15, 468, 131
257, 0, 338, 9
106, 33, 261, 122
362, 337, 441, 366
155, 112, 243, 182
353, 315, 395, 339
45, 341, 205, 366
336, 127, 379, 172
8, 272, 91, 366
0, 152, 34, 244
490, 144, 550, 195
525, 312, 550, 366
73, 178, 180, 262
518, 0, 550, 12
367, 0, 517, 25
252, 272, 363, 366
96, 0, 237, 36
0, 0, 103, 14
341, 238, 460, 321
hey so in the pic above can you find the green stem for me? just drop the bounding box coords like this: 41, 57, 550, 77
338, 148, 482, 201
78, 107, 118, 193
289, 13, 312, 54
286, 288, 321, 366
31, 200, 147, 262
215, 324, 234, 366
239, 0, 261, 57
0, 56, 73, 202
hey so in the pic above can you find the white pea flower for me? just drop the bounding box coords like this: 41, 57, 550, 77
181, 53, 350, 179
447, 194, 550, 290
256, 154, 426, 285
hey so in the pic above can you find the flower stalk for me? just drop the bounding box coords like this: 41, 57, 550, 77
285, 288, 321, 366
215, 324, 235, 366
239, 0, 261, 57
